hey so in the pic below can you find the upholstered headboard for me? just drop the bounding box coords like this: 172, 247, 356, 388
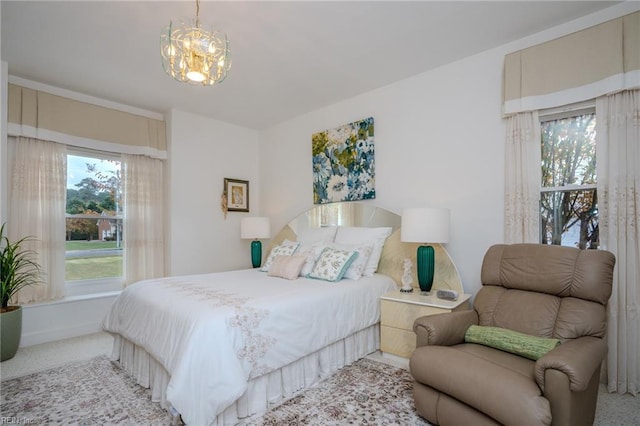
265, 204, 463, 293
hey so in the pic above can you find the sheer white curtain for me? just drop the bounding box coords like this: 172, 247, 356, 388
7, 137, 67, 304
122, 154, 165, 285
597, 89, 640, 396
504, 111, 541, 243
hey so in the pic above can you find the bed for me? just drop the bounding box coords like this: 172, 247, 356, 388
102, 203, 462, 425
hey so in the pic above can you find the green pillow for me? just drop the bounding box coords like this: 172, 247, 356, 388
464, 325, 560, 361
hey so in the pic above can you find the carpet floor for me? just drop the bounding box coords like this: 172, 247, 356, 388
2, 351, 639, 425
1, 355, 426, 426
1, 356, 173, 425
243, 358, 428, 425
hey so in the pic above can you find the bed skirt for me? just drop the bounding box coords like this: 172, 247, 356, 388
110, 323, 380, 425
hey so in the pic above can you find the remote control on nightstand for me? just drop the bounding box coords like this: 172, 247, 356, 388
436, 289, 459, 301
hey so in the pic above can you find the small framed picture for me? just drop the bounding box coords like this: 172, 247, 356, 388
224, 178, 249, 212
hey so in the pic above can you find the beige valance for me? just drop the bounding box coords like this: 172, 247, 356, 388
7, 84, 167, 159
503, 11, 639, 115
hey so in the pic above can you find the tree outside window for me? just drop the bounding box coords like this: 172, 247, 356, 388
540, 111, 598, 249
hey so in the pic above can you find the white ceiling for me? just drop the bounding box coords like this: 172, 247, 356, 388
1, 1, 621, 129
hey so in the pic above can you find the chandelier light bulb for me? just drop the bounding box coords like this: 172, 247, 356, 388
187, 71, 206, 82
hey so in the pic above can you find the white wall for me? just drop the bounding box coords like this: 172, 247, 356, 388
259, 2, 638, 297
260, 51, 505, 296
1, 61, 7, 225
14, 108, 261, 347
20, 293, 119, 346
10, 1, 637, 346
0, 5, 5, 224
167, 109, 261, 275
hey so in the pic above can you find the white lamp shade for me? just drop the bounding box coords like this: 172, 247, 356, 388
240, 217, 271, 239
401, 208, 450, 243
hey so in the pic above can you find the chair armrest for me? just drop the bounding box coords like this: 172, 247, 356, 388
535, 336, 607, 392
413, 310, 478, 347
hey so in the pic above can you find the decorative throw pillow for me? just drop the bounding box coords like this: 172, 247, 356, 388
267, 255, 306, 280
260, 242, 300, 272
308, 246, 358, 282
329, 243, 373, 280
334, 226, 392, 276
296, 243, 328, 277
464, 325, 561, 361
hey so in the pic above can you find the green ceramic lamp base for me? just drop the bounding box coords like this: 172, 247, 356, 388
416, 245, 435, 293
250, 240, 262, 268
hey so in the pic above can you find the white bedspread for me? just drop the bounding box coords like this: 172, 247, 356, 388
102, 269, 397, 425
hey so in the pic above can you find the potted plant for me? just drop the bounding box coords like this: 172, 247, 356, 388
1, 223, 41, 361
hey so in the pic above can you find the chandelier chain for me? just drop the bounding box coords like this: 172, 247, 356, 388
195, 0, 200, 28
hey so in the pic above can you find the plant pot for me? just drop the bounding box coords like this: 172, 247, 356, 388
1, 306, 22, 361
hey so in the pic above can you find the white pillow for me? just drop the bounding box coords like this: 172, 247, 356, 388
296, 227, 337, 245
260, 241, 300, 272
308, 246, 358, 282
334, 226, 392, 276
296, 243, 328, 276
267, 255, 306, 280
329, 242, 373, 280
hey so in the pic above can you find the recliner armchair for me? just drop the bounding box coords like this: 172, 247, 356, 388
410, 243, 615, 426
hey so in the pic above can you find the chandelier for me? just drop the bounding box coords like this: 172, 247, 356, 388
160, 0, 231, 86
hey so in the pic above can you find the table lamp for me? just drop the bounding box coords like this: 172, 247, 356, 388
400, 208, 450, 294
240, 217, 271, 268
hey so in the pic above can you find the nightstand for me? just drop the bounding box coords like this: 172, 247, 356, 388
380, 290, 471, 358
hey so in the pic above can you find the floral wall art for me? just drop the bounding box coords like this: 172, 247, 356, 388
312, 117, 375, 204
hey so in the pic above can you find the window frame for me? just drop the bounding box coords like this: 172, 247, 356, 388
538, 101, 598, 249
65, 147, 124, 296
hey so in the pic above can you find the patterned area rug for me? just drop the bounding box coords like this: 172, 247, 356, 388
1, 356, 173, 425
1, 355, 428, 425
246, 358, 430, 426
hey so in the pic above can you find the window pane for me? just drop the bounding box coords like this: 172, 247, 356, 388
540, 189, 598, 249
66, 154, 122, 282
67, 154, 122, 215
541, 113, 596, 188
65, 218, 123, 280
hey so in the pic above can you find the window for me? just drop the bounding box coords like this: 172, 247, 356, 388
66, 149, 123, 295
540, 108, 598, 249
